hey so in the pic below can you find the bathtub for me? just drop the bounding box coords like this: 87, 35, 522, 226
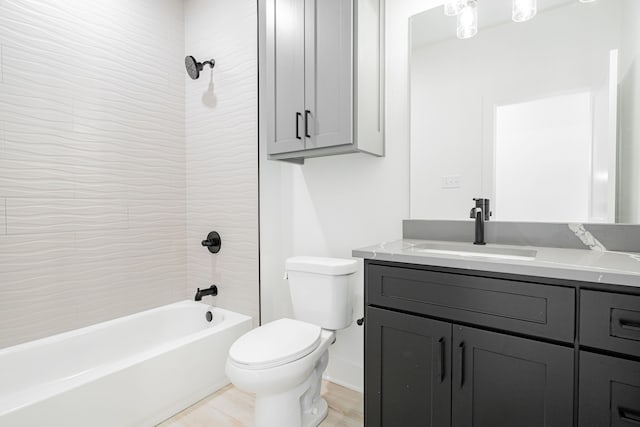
0, 301, 252, 427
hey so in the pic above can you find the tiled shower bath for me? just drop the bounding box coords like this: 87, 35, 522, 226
0, 0, 259, 349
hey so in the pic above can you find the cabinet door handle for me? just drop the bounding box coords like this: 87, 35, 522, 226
438, 337, 445, 383
295, 112, 302, 140
304, 110, 311, 138
458, 341, 465, 388
619, 407, 640, 424
620, 319, 640, 332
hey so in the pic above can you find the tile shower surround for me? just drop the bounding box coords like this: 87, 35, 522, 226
0, 0, 259, 349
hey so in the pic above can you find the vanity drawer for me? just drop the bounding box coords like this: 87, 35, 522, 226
580, 290, 640, 357
367, 264, 575, 343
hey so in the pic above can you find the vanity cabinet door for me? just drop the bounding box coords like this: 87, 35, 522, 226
451, 325, 574, 427
365, 306, 452, 427
579, 351, 640, 427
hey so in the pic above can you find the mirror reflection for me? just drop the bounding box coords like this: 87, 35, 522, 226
409, 0, 640, 224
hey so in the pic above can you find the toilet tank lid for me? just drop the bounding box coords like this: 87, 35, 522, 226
286, 256, 358, 276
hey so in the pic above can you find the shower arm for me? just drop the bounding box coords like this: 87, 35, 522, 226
200, 59, 215, 70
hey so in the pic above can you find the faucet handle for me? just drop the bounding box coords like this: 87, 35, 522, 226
201, 231, 222, 254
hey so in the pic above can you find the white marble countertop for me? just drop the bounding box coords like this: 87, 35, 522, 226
352, 239, 640, 288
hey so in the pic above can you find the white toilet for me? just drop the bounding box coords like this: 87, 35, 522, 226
225, 256, 358, 427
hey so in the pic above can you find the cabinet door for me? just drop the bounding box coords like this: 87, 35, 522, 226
304, 0, 353, 149
266, 0, 306, 154
365, 307, 451, 427
452, 325, 574, 427
579, 351, 640, 426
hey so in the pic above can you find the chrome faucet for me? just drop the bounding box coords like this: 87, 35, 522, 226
470, 198, 491, 245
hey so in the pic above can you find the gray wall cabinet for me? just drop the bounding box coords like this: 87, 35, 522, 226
261, 0, 384, 162
364, 260, 640, 427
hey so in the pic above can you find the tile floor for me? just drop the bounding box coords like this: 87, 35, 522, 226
158, 381, 363, 426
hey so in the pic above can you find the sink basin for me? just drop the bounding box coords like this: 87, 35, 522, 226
412, 242, 537, 261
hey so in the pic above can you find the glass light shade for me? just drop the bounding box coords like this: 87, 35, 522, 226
444, 0, 466, 16
457, 1, 478, 39
513, 0, 537, 22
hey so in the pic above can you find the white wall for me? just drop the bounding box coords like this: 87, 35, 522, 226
410, 1, 620, 222
184, 0, 259, 325
259, 0, 435, 392
0, 0, 187, 349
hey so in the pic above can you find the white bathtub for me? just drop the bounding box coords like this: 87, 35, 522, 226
0, 301, 252, 427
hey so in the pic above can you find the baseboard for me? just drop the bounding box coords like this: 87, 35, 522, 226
322, 374, 364, 394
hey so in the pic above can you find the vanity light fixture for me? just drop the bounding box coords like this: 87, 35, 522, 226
457, 0, 478, 39
444, 0, 466, 16
512, 0, 537, 22
450, 0, 592, 40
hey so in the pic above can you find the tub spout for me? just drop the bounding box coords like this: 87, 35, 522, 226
195, 285, 218, 301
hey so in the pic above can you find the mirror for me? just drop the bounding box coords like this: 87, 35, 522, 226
409, 0, 640, 224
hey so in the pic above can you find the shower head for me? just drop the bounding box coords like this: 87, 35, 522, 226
185, 56, 215, 80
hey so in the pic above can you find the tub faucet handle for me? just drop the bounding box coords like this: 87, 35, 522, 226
201, 231, 222, 254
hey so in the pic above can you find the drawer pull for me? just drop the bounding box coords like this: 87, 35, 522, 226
438, 337, 445, 383
620, 319, 640, 333
458, 341, 465, 388
619, 407, 640, 425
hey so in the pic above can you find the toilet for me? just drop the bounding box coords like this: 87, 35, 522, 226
225, 256, 358, 427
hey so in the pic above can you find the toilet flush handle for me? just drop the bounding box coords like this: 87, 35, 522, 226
356, 317, 365, 326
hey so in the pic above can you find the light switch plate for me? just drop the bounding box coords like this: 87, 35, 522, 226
441, 175, 461, 189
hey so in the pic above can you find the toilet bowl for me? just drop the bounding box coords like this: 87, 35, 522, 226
226, 319, 335, 427
225, 257, 358, 427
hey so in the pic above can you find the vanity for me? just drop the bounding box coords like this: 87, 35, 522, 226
354, 226, 640, 427
353, 0, 640, 423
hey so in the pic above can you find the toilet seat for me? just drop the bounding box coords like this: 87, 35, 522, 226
228, 319, 321, 370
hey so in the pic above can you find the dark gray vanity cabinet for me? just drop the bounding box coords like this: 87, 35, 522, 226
578, 290, 640, 426
366, 307, 451, 427
364, 261, 576, 427
451, 326, 574, 427
580, 290, 640, 358
579, 352, 640, 426
364, 260, 640, 426
365, 303, 574, 427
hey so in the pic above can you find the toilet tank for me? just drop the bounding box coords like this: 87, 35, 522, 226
286, 257, 358, 330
